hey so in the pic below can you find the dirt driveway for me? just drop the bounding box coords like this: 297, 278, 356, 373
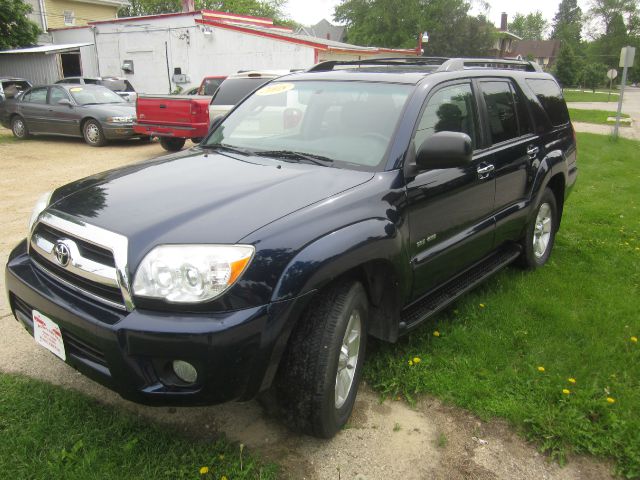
0, 129, 613, 479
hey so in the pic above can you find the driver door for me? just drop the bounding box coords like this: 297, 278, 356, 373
406, 81, 496, 299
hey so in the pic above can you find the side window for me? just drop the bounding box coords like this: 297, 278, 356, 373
415, 83, 478, 149
526, 78, 570, 127
49, 87, 69, 104
479, 81, 519, 144
24, 87, 48, 104
511, 83, 533, 136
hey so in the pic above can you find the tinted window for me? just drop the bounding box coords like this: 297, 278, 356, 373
49, 87, 69, 104
415, 83, 478, 149
480, 81, 518, 144
58, 78, 81, 84
24, 87, 48, 104
526, 78, 570, 127
84, 78, 99, 85
210, 78, 273, 105
511, 83, 533, 136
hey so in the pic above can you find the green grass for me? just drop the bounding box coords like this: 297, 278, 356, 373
563, 90, 619, 103
365, 133, 640, 478
0, 373, 278, 480
569, 108, 630, 126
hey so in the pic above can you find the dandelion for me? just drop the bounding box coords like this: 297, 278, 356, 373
562, 389, 571, 395
221, 476, 228, 480
537, 366, 545, 372
479, 303, 486, 308
631, 336, 638, 343
433, 330, 440, 337
199, 466, 209, 475
607, 397, 616, 404
413, 357, 421, 364
568, 378, 576, 384
408, 359, 414, 366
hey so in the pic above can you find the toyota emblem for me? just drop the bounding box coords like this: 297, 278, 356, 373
53, 242, 71, 267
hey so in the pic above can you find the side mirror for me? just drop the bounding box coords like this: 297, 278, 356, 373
58, 98, 73, 107
416, 131, 472, 170
209, 114, 225, 133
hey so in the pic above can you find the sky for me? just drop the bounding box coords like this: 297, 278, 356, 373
283, 0, 592, 30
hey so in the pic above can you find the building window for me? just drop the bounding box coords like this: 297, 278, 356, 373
63, 10, 75, 26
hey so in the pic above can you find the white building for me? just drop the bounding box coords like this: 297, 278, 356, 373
50, 10, 419, 94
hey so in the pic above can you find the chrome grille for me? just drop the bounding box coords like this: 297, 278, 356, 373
28, 211, 134, 311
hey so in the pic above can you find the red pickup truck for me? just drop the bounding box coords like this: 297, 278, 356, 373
133, 76, 225, 151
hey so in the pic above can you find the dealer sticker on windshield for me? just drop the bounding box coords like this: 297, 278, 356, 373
255, 83, 295, 96
33, 310, 66, 361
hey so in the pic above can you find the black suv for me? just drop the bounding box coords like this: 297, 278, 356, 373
6, 58, 577, 438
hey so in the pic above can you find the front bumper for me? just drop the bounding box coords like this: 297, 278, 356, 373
102, 123, 137, 140
5, 240, 310, 405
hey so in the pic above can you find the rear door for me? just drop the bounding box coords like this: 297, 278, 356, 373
406, 81, 495, 298
475, 78, 539, 245
20, 87, 49, 132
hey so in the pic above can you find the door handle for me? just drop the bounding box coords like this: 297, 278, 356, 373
527, 145, 539, 159
477, 164, 494, 180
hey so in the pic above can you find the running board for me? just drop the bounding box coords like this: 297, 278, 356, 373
400, 244, 522, 333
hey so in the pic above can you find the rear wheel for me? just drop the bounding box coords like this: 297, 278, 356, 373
274, 280, 368, 438
159, 137, 186, 151
11, 116, 30, 139
191, 137, 204, 144
83, 119, 106, 147
519, 188, 558, 269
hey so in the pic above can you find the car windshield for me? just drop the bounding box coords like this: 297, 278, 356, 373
204, 80, 412, 171
69, 86, 126, 105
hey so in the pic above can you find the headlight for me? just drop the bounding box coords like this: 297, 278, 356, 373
28, 191, 53, 232
132, 245, 254, 303
106, 116, 134, 123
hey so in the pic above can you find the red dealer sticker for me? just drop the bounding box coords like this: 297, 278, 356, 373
33, 310, 66, 361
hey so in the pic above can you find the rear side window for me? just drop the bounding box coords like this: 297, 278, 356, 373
479, 81, 519, 144
210, 78, 272, 105
526, 79, 570, 127
415, 83, 478, 149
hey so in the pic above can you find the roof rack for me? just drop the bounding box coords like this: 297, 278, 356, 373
307, 56, 542, 73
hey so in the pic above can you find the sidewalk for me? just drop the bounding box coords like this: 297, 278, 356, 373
569, 87, 640, 140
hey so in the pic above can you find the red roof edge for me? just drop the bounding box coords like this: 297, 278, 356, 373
201, 9, 273, 25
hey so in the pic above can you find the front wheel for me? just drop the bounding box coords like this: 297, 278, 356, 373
159, 137, 186, 151
274, 280, 368, 438
83, 119, 106, 147
519, 188, 558, 269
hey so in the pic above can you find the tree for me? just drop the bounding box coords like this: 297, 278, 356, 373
119, 0, 288, 22
509, 11, 548, 41
553, 43, 581, 87
587, 0, 639, 36
334, 0, 496, 55
581, 62, 607, 91
551, 0, 582, 45
0, 0, 40, 49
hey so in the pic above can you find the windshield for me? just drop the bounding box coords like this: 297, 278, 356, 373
205, 80, 412, 170
69, 86, 126, 105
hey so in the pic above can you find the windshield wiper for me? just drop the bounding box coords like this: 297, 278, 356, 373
201, 143, 254, 156
254, 150, 334, 167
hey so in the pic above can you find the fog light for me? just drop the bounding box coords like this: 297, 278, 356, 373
172, 360, 198, 383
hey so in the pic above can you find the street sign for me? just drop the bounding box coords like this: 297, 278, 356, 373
607, 69, 618, 80
619, 46, 635, 68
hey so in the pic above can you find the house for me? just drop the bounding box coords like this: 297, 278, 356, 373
44, 9, 419, 94
490, 13, 521, 58
23, 0, 129, 43
512, 40, 561, 70
296, 19, 346, 42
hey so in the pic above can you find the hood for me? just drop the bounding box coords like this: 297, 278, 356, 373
80, 102, 135, 116
49, 149, 374, 263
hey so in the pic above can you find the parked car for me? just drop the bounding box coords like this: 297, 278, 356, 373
0, 77, 32, 103
2, 84, 143, 146
6, 57, 577, 438
198, 75, 226, 95
56, 76, 137, 102
208, 70, 287, 125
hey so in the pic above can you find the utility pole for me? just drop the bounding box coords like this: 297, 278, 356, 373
614, 46, 635, 138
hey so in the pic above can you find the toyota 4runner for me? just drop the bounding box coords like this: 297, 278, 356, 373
5, 57, 577, 438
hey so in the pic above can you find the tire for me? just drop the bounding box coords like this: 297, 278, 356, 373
159, 137, 186, 151
274, 280, 368, 438
11, 116, 30, 139
191, 137, 204, 144
138, 135, 152, 143
83, 119, 106, 147
519, 188, 558, 269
